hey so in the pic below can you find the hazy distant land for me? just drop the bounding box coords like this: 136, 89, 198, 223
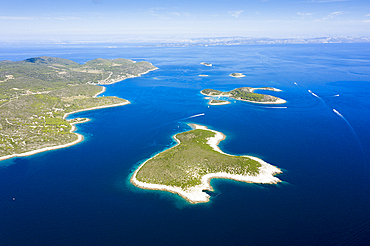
151, 36, 370, 47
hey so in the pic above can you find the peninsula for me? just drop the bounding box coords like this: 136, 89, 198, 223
131, 124, 282, 204
201, 87, 286, 104
0, 56, 157, 160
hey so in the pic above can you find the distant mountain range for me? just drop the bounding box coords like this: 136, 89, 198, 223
2, 36, 369, 46
153, 36, 370, 47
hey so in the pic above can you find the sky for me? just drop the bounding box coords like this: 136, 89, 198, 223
1, 0, 370, 42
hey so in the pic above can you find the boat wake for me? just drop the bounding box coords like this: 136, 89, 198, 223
333, 109, 358, 136
308, 89, 327, 106
308, 90, 319, 98
331, 111, 370, 245
264, 107, 287, 109
333, 108, 366, 162
188, 113, 205, 119
332, 109, 343, 118
321, 94, 340, 99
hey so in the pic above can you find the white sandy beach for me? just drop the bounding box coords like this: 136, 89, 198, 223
93, 86, 106, 97
63, 101, 130, 119
131, 124, 282, 204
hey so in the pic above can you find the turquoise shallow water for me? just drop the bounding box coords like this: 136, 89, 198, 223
0, 43, 369, 245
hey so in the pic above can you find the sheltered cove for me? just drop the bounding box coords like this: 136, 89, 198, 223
131, 124, 282, 204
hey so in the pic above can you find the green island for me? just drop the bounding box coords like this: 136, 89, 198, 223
0, 56, 157, 160
131, 124, 282, 204
209, 99, 230, 105
230, 73, 245, 77
201, 87, 286, 104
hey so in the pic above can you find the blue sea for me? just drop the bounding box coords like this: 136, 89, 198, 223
0, 43, 369, 245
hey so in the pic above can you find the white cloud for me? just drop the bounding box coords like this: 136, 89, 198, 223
297, 12, 314, 16
307, 0, 348, 3
146, 7, 193, 20
146, 9, 167, 20
168, 12, 181, 17
321, 11, 345, 20
301, 12, 314, 16
0, 16, 34, 20
228, 10, 244, 18
54, 16, 81, 21
166, 12, 192, 18
297, 12, 315, 20
0, 16, 81, 21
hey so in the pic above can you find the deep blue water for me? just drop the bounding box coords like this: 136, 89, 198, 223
0, 43, 370, 245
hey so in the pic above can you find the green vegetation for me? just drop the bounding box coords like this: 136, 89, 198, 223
230, 88, 265, 101
201, 87, 284, 103
209, 99, 229, 104
136, 129, 261, 189
201, 89, 224, 96
230, 73, 245, 77
0, 56, 157, 159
